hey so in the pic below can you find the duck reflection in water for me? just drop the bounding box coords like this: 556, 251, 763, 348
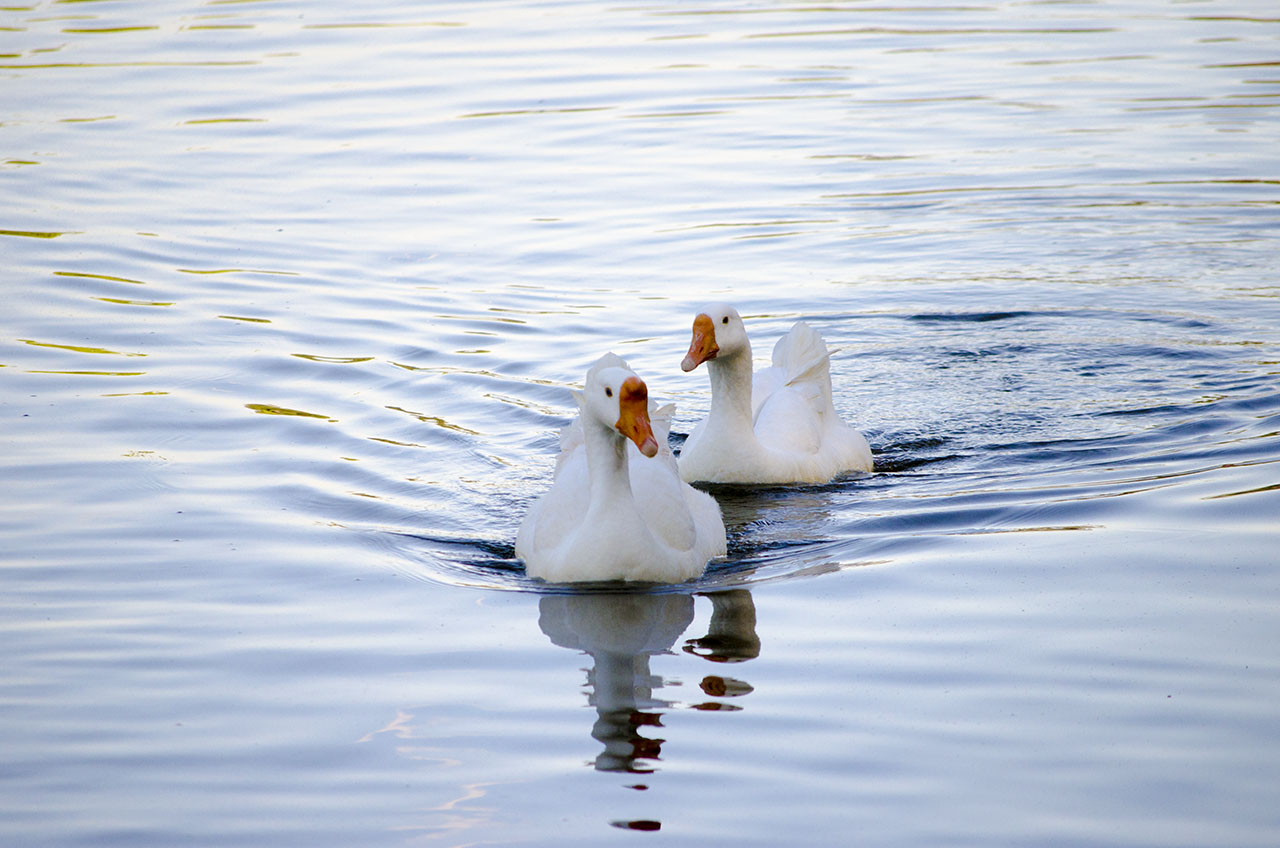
537, 588, 759, 774
684, 589, 760, 663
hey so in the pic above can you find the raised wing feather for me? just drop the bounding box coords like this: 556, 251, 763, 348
771, 321, 833, 407
752, 321, 833, 454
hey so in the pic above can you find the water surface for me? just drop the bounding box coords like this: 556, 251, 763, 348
2, 1, 1279, 845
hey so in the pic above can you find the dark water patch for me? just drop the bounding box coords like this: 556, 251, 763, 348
386, 530, 528, 588
398, 531, 517, 562
721, 531, 838, 565
867, 434, 958, 467
837, 505, 1017, 539
1096, 402, 1192, 419
973, 430, 1158, 467
1136, 314, 1215, 330
695, 478, 864, 500
869, 451, 964, 473
1213, 387, 1280, 416
908, 310, 1040, 324
1154, 413, 1254, 441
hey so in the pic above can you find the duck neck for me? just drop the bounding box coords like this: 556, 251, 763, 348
706, 348, 756, 439
583, 417, 636, 510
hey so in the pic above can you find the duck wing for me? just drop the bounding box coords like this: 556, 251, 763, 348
748, 322, 833, 455
771, 321, 833, 406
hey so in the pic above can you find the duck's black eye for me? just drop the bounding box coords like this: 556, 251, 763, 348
722, 316, 729, 324
605, 387, 613, 398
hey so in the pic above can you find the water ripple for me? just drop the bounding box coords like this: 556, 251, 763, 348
4, 1, 1280, 844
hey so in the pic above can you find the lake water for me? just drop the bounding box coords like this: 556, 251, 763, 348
3, 0, 1279, 844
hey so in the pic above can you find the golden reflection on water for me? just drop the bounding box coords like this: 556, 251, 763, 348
300, 21, 466, 31
180, 117, 266, 126
24, 369, 145, 376
19, 339, 146, 356
179, 268, 299, 276
245, 402, 335, 421
92, 297, 173, 306
368, 437, 427, 449
292, 354, 374, 364
0, 59, 261, 68
385, 406, 481, 436
1, 228, 75, 239
55, 271, 149, 286
60, 25, 159, 34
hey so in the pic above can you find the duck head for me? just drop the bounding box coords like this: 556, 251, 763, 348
585, 359, 660, 458
681, 303, 748, 372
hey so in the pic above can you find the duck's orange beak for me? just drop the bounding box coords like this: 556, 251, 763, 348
616, 375, 659, 458
681, 313, 718, 372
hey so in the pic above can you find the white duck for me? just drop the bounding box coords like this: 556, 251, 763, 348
678, 303, 873, 484
517, 353, 726, 583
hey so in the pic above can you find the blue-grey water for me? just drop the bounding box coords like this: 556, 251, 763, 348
3, 1, 1278, 845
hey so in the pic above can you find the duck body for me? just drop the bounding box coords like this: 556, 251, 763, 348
517, 354, 725, 583
678, 304, 872, 485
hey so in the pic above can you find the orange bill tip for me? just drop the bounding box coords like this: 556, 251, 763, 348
616, 375, 659, 457
681, 312, 718, 372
